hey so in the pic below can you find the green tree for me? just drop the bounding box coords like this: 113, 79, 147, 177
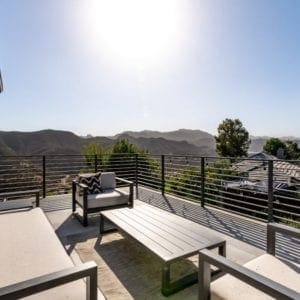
284, 140, 300, 160
263, 138, 300, 159
165, 166, 201, 200
106, 139, 140, 177
215, 119, 250, 157
110, 138, 143, 154
205, 159, 239, 208
165, 159, 238, 203
106, 139, 161, 183
206, 159, 237, 183
263, 138, 286, 157
82, 142, 107, 171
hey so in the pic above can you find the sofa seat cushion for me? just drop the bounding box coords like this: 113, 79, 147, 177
210, 254, 300, 300
0, 208, 88, 299
80, 187, 129, 209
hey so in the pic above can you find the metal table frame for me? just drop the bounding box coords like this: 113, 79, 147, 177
100, 207, 226, 296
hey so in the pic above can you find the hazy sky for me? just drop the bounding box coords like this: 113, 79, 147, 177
1, 0, 299, 137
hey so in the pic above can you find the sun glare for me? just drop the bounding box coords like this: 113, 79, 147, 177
82, 0, 183, 64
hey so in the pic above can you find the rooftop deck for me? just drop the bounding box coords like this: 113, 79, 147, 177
40, 187, 299, 299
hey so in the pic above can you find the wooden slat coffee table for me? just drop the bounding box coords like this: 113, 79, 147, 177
100, 203, 226, 296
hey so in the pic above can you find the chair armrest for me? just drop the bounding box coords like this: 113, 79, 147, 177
115, 177, 134, 207
0, 262, 98, 300
115, 177, 133, 186
0, 189, 40, 207
267, 222, 300, 255
73, 180, 88, 190
198, 249, 299, 300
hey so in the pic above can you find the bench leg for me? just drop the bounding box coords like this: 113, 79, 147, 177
35, 192, 40, 207
72, 201, 76, 213
72, 182, 76, 213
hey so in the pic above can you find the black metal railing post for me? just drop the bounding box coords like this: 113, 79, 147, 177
201, 157, 205, 207
94, 155, 98, 173
42, 155, 46, 198
161, 155, 165, 195
135, 153, 138, 199
268, 160, 274, 222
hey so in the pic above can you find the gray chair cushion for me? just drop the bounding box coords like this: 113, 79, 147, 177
82, 187, 129, 209
210, 254, 300, 300
100, 172, 116, 190
0, 208, 88, 299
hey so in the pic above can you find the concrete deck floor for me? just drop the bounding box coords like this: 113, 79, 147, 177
41, 188, 299, 299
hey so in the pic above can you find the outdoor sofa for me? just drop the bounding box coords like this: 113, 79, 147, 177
0, 205, 102, 299
198, 222, 300, 300
72, 172, 134, 226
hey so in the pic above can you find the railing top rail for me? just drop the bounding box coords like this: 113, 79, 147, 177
0, 153, 137, 158
0, 153, 299, 163
0, 155, 44, 158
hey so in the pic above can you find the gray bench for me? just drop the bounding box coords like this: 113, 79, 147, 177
0, 199, 33, 212
198, 222, 300, 300
0, 207, 102, 299
100, 203, 226, 296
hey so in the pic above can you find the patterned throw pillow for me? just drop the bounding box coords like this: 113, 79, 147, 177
78, 173, 102, 194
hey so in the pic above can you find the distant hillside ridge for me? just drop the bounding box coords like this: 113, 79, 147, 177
0, 129, 299, 156
115, 133, 215, 156
115, 129, 215, 148
0, 129, 216, 156
117, 129, 300, 154
0, 130, 113, 155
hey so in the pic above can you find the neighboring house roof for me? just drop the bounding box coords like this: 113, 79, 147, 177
223, 179, 290, 193
273, 160, 300, 179
233, 152, 300, 184
248, 152, 277, 160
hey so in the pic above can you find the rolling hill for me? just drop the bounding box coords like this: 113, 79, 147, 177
0, 130, 113, 155
0, 129, 216, 156
0, 129, 298, 156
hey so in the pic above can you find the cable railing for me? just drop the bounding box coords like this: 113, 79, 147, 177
0, 156, 43, 195
137, 154, 161, 191
0, 153, 299, 227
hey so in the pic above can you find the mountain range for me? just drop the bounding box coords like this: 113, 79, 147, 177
0, 129, 299, 156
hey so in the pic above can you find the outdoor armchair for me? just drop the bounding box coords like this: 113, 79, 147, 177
72, 172, 134, 226
198, 222, 300, 300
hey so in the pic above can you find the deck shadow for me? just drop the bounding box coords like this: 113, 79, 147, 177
139, 188, 300, 264
69, 232, 199, 299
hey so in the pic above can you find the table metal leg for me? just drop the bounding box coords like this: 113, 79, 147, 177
99, 214, 118, 235
161, 264, 170, 295
207, 241, 227, 279
161, 261, 199, 296
218, 241, 226, 257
